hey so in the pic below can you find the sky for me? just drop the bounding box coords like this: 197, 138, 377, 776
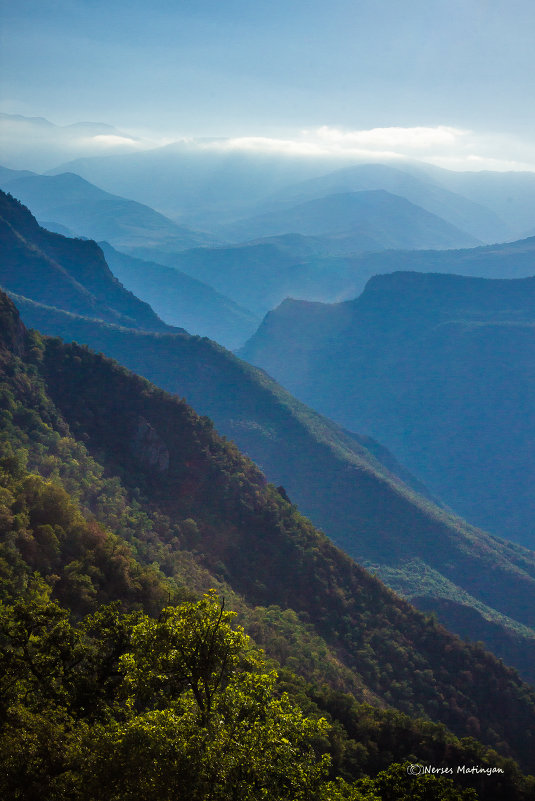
1, 0, 534, 170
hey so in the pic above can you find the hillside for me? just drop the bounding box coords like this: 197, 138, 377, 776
2, 289, 535, 788
273, 163, 511, 243
0, 166, 216, 255
149, 235, 535, 319
0, 189, 173, 332
156, 238, 331, 317
408, 165, 535, 239
240, 272, 535, 548
100, 242, 259, 349
12, 291, 535, 687
219, 190, 480, 252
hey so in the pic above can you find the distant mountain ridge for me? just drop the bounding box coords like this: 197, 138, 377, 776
0, 165, 217, 255
264, 162, 512, 243
145, 234, 535, 321
217, 189, 480, 252
43, 138, 532, 242
100, 242, 260, 349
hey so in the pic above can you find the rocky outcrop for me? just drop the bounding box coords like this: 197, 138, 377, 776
130, 415, 169, 472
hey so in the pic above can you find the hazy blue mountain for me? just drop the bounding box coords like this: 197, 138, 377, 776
11, 290, 535, 685
0, 189, 172, 332
273, 162, 512, 243
154, 233, 535, 321
48, 142, 341, 226
336, 235, 535, 285
406, 164, 535, 239
240, 272, 535, 548
100, 241, 260, 349
150, 238, 334, 316
0, 166, 217, 256
247, 235, 535, 311
217, 190, 480, 252
45, 139, 535, 241
0, 113, 145, 171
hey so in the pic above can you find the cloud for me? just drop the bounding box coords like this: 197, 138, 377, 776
194, 125, 535, 172
1, 112, 534, 173
84, 134, 144, 148
312, 125, 467, 150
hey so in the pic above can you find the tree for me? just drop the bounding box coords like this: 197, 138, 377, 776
86, 591, 331, 801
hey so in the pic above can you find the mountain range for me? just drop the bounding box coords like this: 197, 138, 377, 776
99, 242, 260, 349
270, 162, 513, 243
2, 189, 535, 690
214, 190, 481, 252
152, 234, 535, 321
2, 287, 535, 793
41, 131, 534, 241
0, 165, 216, 254
240, 271, 535, 549
0, 189, 172, 332
0, 185, 259, 349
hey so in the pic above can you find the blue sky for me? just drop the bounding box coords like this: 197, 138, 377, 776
1, 0, 534, 168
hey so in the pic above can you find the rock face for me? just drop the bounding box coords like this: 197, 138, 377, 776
131, 416, 169, 472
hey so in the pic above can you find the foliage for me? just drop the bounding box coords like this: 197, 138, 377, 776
1, 289, 535, 800
0, 592, 486, 801
0, 593, 330, 801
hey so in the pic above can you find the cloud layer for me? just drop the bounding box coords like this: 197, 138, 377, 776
197, 125, 535, 172
1, 114, 534, 174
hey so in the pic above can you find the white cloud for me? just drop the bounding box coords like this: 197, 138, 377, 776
193, 125, 535, 172
1, 112, 534, 173
87, 134, 143, 148
312, 125, 467, 150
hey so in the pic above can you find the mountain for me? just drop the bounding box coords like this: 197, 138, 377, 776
0, 189, 172, 332
0, 112, 149, 172
407, 165, 535, 240
305, 236, 535, 301
154, 235, 535, 322
4, 190, 535, 687
217, 190, 480, 252
12, 291, 535, 689
272, 163, 512, 243
47, 141, 531, 240
0, 188, 257, 348
0, 166, 217, 256
100, 242, 260, 349
152, 237, 335, 317
240, 271, 535, 549
47, 141, 345, 225
2, 288, 535, 787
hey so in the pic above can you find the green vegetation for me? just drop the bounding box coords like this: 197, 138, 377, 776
1, 289, 535, 800
2, 592, 490, 801
13, 289, 535, 686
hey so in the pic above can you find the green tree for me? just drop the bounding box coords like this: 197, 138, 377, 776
0, 592, 334, 801
86, 591, 331, 801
